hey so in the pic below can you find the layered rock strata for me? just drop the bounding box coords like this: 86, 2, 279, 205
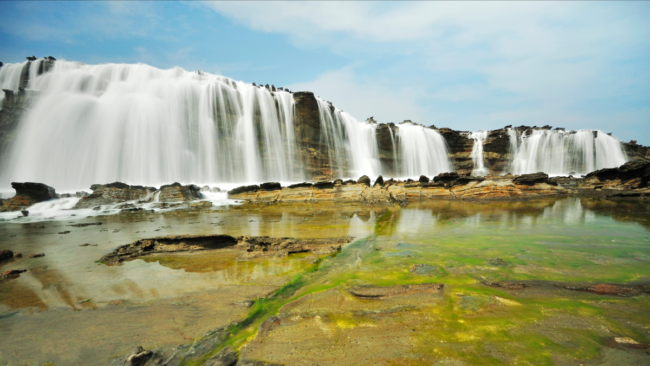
74, 182, 156, 209
99, 234, 353, 264
0, 182, 57, 212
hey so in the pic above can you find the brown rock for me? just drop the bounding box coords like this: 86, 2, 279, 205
0, 182, 57, 212
28, 253, 45, 258
74, 182, 156, 209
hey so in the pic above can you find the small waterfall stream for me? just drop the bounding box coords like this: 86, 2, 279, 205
468, 131, 488, 176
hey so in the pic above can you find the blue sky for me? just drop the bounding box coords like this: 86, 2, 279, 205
1, 1, 649, 144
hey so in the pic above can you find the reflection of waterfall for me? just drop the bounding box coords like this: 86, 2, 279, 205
397, 123, 452, 178
508, 129, 627, 176
0, 61, 303, 190
468, 131, 488, 176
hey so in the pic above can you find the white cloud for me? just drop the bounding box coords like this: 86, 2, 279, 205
287, 67, 426, 124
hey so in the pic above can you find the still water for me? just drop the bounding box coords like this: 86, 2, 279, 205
1, 198, 649, 365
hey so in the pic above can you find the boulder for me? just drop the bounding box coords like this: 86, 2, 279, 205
357, 175, 371, 186
418, 175, 430, 183
585, 160, 650, 188
513, 172, 549, 185
0, 182, 57, 212
74, 182, 156, 209
373, 175, 384, 188
200, 185, 211, 192
158, 182, 202, 202
0, 249, 14, 262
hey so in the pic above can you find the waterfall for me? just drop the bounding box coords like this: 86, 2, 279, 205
509, 128, 627, 176
0, 61, 304, 191
468, 131, 488, 176
315, 98, 381, 178
397, 122, 452, 178
0, 61, 29, 106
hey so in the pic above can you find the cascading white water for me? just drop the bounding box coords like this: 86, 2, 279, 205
468, 131, 488, 176
0, 61, 28, 106
0, 61, 303, 190
314, 102, 453, 180
509, 128, 627, 176
315, 98, 381, 178
397, 122, 452, 178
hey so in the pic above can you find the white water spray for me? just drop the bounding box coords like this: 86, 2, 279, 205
468, 131, 488, 176
0, 61, 303, 190
509, 129, 627, 176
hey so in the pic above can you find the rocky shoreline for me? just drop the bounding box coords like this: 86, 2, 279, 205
227, 160, 650, 204
1, 160, 647, 213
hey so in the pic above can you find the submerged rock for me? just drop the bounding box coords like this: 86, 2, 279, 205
348, 283, 444, 299
488, 258, 509, 267
99, 234, 353, 264
484, 280, 649, 297
0, 249, 14, 262
0, 182, 57, 212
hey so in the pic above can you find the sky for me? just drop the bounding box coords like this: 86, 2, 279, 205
0, 1, 648, 144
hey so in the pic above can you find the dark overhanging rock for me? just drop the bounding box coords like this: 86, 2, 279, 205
0, 182, 57, 212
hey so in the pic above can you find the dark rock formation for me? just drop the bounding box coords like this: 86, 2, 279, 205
74, 182, 156, 209
158, 182, 202, 202
0, 249, 14, 262
99, 234, 353, 264
513, 172, 549, 185
584, 160, 650, 189
418, 175, 430, 183
228, 185, 260, 196
433, 172, 460, 183
373, 175, 384, 188
357, 175, 371, 186
260, 182, 282, 191
0, 182, 57, 212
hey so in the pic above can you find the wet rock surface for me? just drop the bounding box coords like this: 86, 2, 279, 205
0, 182, 57, 212
100, 234, 353, 264
74, 182, 156, 209
158, 182, 203, 202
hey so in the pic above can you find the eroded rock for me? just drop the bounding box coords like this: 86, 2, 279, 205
74, 182, 156, 209
0, 182, 57, 212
